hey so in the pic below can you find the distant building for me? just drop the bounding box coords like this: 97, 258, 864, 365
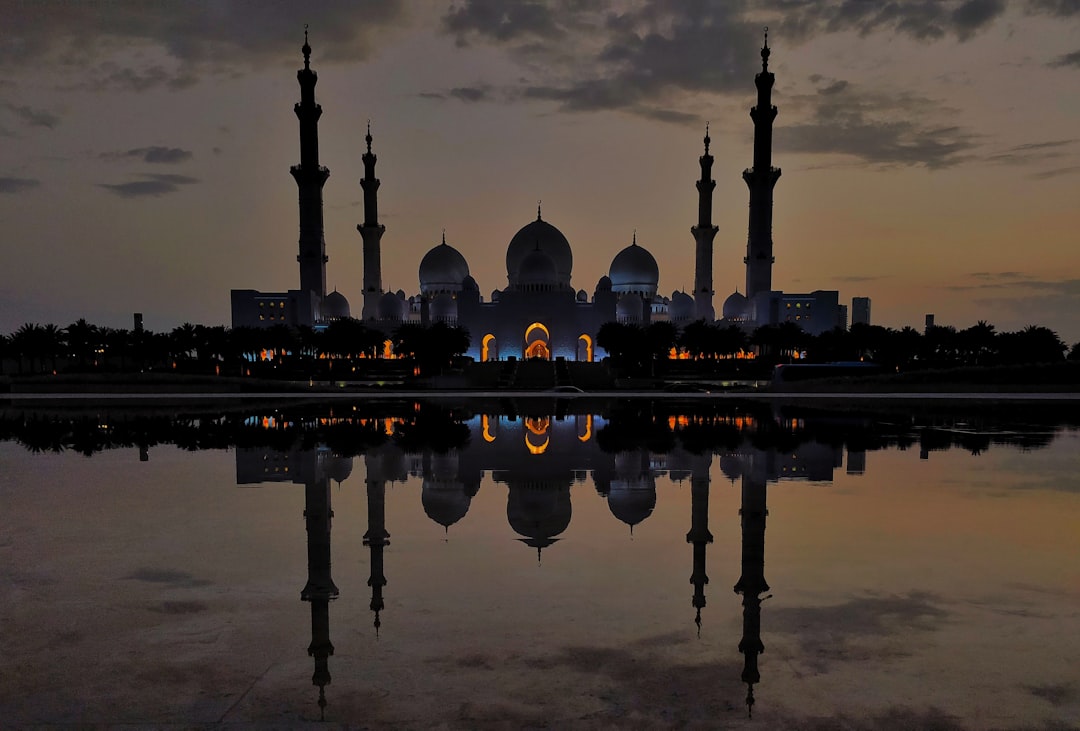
925, 314, 935, 333
852, 297, 871, 327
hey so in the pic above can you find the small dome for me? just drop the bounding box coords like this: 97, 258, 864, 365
576, 289, 588, 302
617, 293, 644, 323
518, 248, 558, 289
420, 239, 470, 295
506, 214, 572, 288
462, 275, 479, 292
395, 289, 406, 298
491, 289, 501, 302
378, 291, 406, 321
609, 238, 659, 296
430, 292, 457, 322
422, 481, 472, 529
723, 290, 749, 320
608, 485, 656, 529
670, 290, 695, 322
322, 290, 350, 320
596, 275, 612, 292
324, 455, 354, 484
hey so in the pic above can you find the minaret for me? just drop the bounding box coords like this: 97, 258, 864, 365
300, 469, 338, 720
363, 464, 390, 634
692, 124, 719, 321
686, 461, 713, 634
733, 470, 770, 718
290, 28, 330, 307
358, 122, 385, 320
742, 29, 781, 301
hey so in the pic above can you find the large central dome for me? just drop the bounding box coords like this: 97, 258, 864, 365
506, 210, 572, 288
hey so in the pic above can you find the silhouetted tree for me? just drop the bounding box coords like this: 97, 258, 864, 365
596, 322, 642, 372
65, 319, 99, 370
998, 325, 1066, 365
1069, 342, 1080, 362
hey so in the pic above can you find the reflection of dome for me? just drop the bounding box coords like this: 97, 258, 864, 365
324, 455, 353, 484
422, 481, 472, 529
609, 237, 659, 297
506, 214, 572, 288
719, 455, 745, 482
322, 290, 351, 320
670, 290, 695, 322
430, 292, 457, 323
518, 248, 558, 290
608, 485, 656, 529
616, 293, 644, 323
507, 485, 572, 554
377, 291, 406, 321
420, 238, 470, 294
723, 291, 749, 320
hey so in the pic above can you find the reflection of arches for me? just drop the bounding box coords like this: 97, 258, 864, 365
578, 413, 592, 442
482, 414, 496, 443
481, 333, 497, 362
525, 432, 550, 455
524, 322, 550, 360
382, 339, 394, 358
577, 334, 593, 362
525, 416, 550, 454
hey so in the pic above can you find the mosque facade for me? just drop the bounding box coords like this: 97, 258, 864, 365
231, 31, 856, 356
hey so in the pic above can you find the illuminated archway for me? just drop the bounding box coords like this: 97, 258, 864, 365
481, 333, 497, 362
524, 321, 551, 360
577, 334, 593, 362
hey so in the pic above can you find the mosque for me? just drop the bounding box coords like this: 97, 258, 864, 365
231, 31, 852, 360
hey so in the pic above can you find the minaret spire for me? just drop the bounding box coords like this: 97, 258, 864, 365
291, 27, 330, 321
743, 27, 781, 301
692, 121, 719, 320
359, 120, 386, 320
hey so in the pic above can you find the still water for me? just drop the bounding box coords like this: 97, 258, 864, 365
2, 398, 1078, 729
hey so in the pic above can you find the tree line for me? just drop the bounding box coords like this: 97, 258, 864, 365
0, 319, 469, 377
2, 316, 1077, 379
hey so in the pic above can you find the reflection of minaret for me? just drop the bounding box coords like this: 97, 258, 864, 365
686, 466, 713, 634
291, 28, 330, 304
743, 29, 781, 300
733, 471, 770, 718
358, 122, 385, 320
363, 470, 390, 633
693, 124, 719, 320
300, 470, 338, 720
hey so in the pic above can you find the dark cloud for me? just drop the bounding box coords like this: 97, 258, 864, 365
0, 176, 40, 194
443, 0, 569, 45
98, 173, 199, 198
775, 0, 1007, 43
985, 139, 1076, 165
779, 81, 979, 168
1026, 0, 1080, 17
971, 271, 1027, 280
1, 1, 407, 91
101, 146, 194, 164
3, 103, 60, 128
450, 85, 492, 102
123, 568, 211, 588
769, 592, 949, 674
1048, 49, 1080, 68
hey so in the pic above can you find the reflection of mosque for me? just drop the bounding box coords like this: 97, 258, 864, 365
235, 410, 861, 718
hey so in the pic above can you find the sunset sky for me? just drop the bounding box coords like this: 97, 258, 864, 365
2, 1, 1078, 342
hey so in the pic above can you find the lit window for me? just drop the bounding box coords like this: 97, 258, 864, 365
796, 303, 801, 309
279, 302, 285, 308
259, 315, 265, 321
259, 302, 264, 307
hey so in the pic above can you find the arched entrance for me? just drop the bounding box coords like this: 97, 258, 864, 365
577, 334, 593, 362
524, 322, 551, 360
481, 333, 497, 362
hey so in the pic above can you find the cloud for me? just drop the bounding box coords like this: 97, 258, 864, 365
984, 139, 1076, 165
1026, 0, 1080, 17
835, 274, 890, 283
450, 85, 492, 102
2, 103, 60, 129
778, 81, 979, 168
98, 173, 199, 198
1048, 49, 1080, 68
1029, 164, 1080, 179
1, 1, 408, 91
774, 0, 1007, 43
101, 146, 194, 164
0, 176, 40, 194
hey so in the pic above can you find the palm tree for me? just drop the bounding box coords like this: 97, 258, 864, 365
11, 323, 43, 373
65, 319, 99, 370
